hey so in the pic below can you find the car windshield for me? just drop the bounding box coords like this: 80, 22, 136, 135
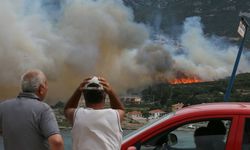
123, 112, 175, 141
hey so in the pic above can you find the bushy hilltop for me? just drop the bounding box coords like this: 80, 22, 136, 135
139, 73, 250, 108
124, 0, 250, 47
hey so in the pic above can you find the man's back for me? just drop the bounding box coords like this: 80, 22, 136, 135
0, 93, 60, 150
72, 108, 122, 150
64, 77, 125, 150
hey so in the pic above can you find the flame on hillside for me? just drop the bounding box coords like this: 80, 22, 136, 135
169, 72, 202, 84
170, 77, 202, 84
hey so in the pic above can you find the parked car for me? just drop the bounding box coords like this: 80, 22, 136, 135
122, 102, 250, 150
187, 124, 196, 129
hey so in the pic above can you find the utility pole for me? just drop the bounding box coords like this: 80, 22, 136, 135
224, 17, 249, 101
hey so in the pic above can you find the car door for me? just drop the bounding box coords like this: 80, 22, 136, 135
237, 116, 250, 150
123, 115, 239, 150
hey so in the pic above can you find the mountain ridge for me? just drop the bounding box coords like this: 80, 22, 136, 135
124, 0, 250, 47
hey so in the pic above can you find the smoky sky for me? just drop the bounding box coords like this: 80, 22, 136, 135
0, 0, 249, 103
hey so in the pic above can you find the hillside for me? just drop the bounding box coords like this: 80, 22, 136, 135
124, 0, 250, 47
140, 73, 250, 107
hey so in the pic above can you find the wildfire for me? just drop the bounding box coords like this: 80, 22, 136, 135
170, 77, 202, 84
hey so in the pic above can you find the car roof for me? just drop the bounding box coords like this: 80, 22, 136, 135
175, 102, 250, 116
155, 102, 250, 129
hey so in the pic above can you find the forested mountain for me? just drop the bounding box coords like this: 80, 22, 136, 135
124, 0, 250, 47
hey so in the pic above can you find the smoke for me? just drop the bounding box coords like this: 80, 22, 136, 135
0, 0, 149, 102
133, 16, 250, 82
176, 17, 250, 80
0, 0, 249, 103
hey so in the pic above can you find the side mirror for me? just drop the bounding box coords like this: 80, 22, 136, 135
127, 146, 137, 150
168, 133, 177, 146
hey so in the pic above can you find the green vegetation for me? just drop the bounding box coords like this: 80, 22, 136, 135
138, 73, 250, 108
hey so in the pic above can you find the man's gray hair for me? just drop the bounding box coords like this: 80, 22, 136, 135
21, 69, 47, 93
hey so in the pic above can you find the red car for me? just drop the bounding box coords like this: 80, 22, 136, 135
122, 102, 250, 150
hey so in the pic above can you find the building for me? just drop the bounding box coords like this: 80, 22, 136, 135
127, 110, 146, 123
148, 109, 166, 120
172, 103, 184, 111
121, 96, 142, 104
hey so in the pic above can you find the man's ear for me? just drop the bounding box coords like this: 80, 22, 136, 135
38, 84, 44, 95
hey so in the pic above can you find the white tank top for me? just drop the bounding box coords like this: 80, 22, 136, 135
72, 108, 123, 150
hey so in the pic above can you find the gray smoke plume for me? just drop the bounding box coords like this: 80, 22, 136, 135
177, 17, 250, 80
132, 17, 250, 83
0, 0, 149, 102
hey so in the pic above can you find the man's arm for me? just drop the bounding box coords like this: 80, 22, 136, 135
64, 78, 89, 125
108, 89, 125, 121
48, 134, 64, 150
64, 87, 82, 125
40, 106, 64, 150
99, 78, 125, 121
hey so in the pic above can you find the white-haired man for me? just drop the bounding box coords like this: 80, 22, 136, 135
0, 69, 64, 150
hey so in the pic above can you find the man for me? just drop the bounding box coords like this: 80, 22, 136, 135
64, 76, 125, 150
0, 69, 64, 150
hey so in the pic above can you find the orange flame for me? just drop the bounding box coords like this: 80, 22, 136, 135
170, 77, 202, 84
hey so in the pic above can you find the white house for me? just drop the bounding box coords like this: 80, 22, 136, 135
148, 109, 166, 120
121, 96, 142, 104
127, 111, 146, 123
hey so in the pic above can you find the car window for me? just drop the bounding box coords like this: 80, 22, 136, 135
242, 118, 250, 150
140, 119, 231, 150
123, 112, 175, 140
